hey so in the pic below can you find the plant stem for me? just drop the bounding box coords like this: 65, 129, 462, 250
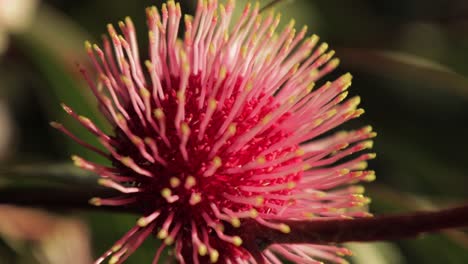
238, 204, 468, 250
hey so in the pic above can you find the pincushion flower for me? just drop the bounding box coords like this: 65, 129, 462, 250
52, 0, 377, 263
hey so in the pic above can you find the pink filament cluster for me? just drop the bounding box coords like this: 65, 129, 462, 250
53, 0, 377, 263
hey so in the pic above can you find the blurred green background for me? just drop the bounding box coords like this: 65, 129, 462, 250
0, 0, 467, 263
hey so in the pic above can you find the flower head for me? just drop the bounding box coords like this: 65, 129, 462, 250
53, 0, 376, 263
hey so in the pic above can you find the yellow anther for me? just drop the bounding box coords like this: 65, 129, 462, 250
164, 236, 174, 245
307, 82, 315, 92
313, 118, 324, 126
295, 148, 305, 156
232, 236, 243, 246
355, 161, 368, 170
190, 193, 202, 205
279, 223, 291, 234
98, 178, 110, 186
213, 156, 222, 168
170, 177, 181, 188
352, 185, 365, 194
261, 114, 272, 125
247, 209, 258, 218
121, 157, 133, 166
111, 244, 122, 252
84, 40, 92, 51
287, 19, 296, 29
287, 182, 296, 189
303, 212, 316, 218
255, 196, 264, 206
89, 197, 101, 206
176, 90, 185, 101
161, 188, 172, 198
210, 249, 219, 263
181, 122, 190, 135
198, 244, 207, 256
228, 123, 237, 135
231, 218, 241, 228
362, 140, 374, 149
154, 108, 164, 119
245, 82, 253, 92
185, 175, 196, 189
219, 66, 227, 79
340, 169, 350, 175
208, 98, 217, 110
318, 42, 329, 53
365, 173, 376, 182
256, 156, 266, 164
109, 256, 119, 264
157, 229, 168, 239
137, 217, 149, 227
303, 164, 312, 170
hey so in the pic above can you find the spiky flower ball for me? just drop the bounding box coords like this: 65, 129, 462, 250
52, 1, 376, 263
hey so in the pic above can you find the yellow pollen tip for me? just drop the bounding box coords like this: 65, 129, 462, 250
250, 208, 259, 218
154, 108, 164, 119
365, 173, 376, 182
303, 164, 312, 170
49, 121, 62, 128
176, 90, 185, 101
313, 118, 324, 126
78, 116, 90, 123
190, 193, 202, 205
287, 182, 296, 189
304, 212, 316, 218
279, 223, 291, 233
307, 82, 315, 92
362, 140, 374, 149
295, 148, 305, 156
181, 122, 190, 135
137, 217, 148, 227
352, 185, 366, 194
121, 157, 133, 166
170, 177, 181, 188
161, 188, 172, 198
109, 256, 119, 264
213, 156, 222, 168
145, 61, 152, 69
97, 179, 109, 186
210, 250, 219, 263
255, 196, 264, 206
89, 197, 101, 206
185, 175, 196, 189
368, 153, 377, 159
309, 34, 319, 44
231, 218, 241, 228
261, 114, 272, 125
164, 237, 174, 245
232, 236, 243, 246
219, 66, 227, 79
198, 244, 207, 256
228, 123, 237, 135
208, 98, 217, 110
256, 156, 266, 164
84, 40, 92, 51
140, 88, 150, 99
157, 229, 168, 239
319, 42, 329, 53
111, 244, 122, 252
356, 161, 368, 170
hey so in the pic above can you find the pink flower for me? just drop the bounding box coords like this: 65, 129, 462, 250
53, 0, 376, 263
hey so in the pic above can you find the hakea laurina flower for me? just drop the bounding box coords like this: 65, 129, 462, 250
52, 0, 377, 263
